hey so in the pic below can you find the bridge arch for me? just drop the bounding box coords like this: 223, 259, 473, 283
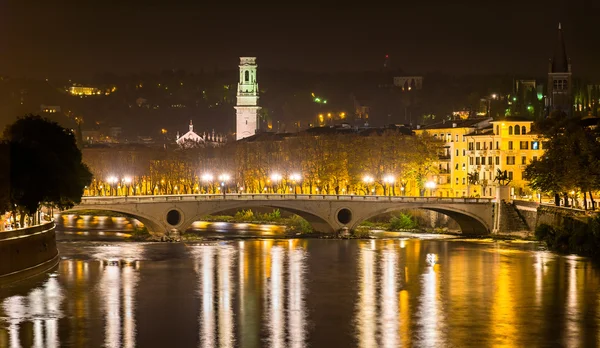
62, 206, 168, 235
349, 204, 491, 235
184, 202, 335, 233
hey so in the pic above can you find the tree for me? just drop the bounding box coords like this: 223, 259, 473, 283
2, 115, 92, 221
524, 111, 600, 208
0, 142, 9, 214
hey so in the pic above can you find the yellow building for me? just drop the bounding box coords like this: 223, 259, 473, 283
466, 117, 544, 198
415, 118, 493, 197
415, 117, 545, 198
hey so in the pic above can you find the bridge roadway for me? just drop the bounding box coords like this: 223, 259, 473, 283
67, 194, 495, 235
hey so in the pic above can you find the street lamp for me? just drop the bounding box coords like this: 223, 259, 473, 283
383, 175, 395, 196
123, 176, 132, 197
270, 173, 282, 193
425, 181, 437, 197
107, 176, 118, 196
289, 173, 302, 195
363, 175, 374, 195
201, 173, 213, 194
218, 174, 230, 196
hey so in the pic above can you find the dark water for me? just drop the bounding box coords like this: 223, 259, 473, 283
1, 238, 600, 347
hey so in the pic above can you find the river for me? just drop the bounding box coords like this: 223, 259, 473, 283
1, 233, 600, 347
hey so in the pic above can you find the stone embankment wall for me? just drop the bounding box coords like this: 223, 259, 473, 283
0, 222, 59, 282
511, 200, 593, 234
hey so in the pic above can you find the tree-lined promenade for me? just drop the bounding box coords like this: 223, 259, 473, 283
82, 127, 442, 197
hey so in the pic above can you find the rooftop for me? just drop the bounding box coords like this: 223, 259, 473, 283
417, 117, 491, 130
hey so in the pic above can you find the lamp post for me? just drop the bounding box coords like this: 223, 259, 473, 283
289, 173, 302, 196
218, 174, 230, 197
123, 176, 132, 197
107, 176, 118, 196
270, 173, 282, 193
201, 173, 213, 194
363, 175, 374, 195
425, 181, 437, 197
383, 175, 395, 196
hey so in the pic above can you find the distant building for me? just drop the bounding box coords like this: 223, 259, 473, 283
40, 105, 61, 113
353, 98, 370, 126
109, 127, 122, 139
68, 85, 116, 97
546, 23, 572, 117
175, 120, 226, 148
81, 130, 101, 144
393, 76, 423, 91
68, 86, 102, 96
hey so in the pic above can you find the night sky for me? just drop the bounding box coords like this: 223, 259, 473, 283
2, 1, 599, 79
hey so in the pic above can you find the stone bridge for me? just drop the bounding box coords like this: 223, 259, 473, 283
66, 194, 495, 235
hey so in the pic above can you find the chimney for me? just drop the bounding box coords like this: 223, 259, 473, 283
452, 123, 457, 128
416, 125, 421, 129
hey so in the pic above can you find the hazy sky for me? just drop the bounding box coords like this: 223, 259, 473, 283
2, 0, 599, 79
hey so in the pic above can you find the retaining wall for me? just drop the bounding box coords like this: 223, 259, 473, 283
0, 222, 59, 282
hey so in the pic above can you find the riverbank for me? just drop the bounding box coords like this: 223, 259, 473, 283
535, 214, 600, 258
0, 222, 59, 283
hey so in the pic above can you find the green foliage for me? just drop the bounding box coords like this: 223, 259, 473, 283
234, 209, 255, 221
389, 213, 417, 231
534, 224, 555, 243
535, 215, 600, 257
2, 115, 92, 215
287, 214, 313, 234
131, 225, 150, 241
0, 142, 9, 213
352, 228, 371, 238
525, 113, 600, 202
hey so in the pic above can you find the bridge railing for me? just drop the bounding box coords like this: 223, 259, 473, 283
79, 194, 493, 205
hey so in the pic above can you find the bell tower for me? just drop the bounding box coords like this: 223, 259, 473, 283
547, 23, 572, 117
235, 57, 261, 140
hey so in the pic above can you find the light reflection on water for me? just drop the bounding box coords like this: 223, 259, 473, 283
1, 239, 600, 347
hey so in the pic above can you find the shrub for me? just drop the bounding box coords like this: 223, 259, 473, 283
352, 228, 371, 238
534, 224, 555, 242
287, 214, 312, 234
389, 213, 417, 231
234, 209, 254, 221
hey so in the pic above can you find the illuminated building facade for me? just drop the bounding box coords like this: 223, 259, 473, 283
68, 85, 116, 96
467, 118, 544, 198
176, 120, 226, 148
415, 118, 492, 197
235, 57, 261, 141
416, 117, 545, 198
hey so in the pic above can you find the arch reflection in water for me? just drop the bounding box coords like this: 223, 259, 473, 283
193, 241, 308, 348
1, 276, 63, 348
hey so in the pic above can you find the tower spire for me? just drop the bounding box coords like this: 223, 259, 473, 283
551, 22, 569, 73
189, 119, 193, 132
